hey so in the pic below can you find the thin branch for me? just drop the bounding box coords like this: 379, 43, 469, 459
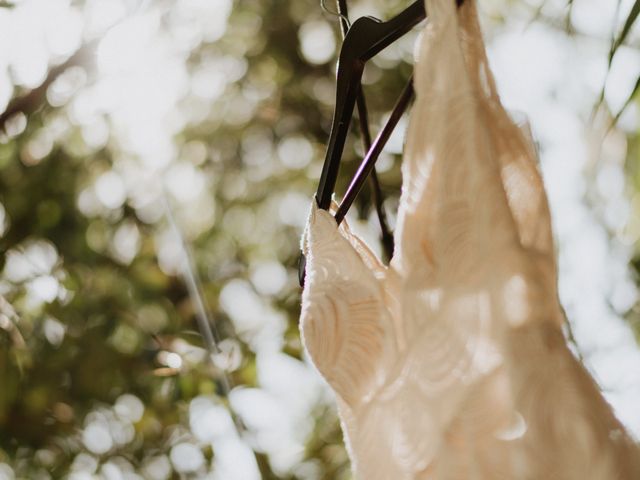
0, 42, 97, 133
609, 0, 640, 65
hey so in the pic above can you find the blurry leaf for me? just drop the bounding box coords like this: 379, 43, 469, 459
197, 379, 216, 394
130, 261, 171, 291
153, 367, 179, 377
24, 386, 50, 415
109, 323, 141, 355
609, 0, 640, 65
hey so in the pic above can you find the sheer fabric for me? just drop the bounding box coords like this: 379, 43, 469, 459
299, 0, 640, 478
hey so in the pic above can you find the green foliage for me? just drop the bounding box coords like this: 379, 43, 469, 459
0, 0, 410, 478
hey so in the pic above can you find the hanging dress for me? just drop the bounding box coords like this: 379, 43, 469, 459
299, 0, 640, 478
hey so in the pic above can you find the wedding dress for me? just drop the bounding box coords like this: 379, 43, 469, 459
298, 0, 640, 478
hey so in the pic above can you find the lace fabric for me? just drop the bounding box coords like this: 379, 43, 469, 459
299, 0, 640, 478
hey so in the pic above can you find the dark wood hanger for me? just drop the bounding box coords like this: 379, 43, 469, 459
315, 0, 426, 211
334, 0, 395, 262
300, 0, 464, 287
335, 77, 414, 225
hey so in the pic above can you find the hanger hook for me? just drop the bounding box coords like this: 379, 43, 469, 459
320, 0, 351, 28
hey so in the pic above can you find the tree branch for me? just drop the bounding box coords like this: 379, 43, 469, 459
0, 42, 97, 133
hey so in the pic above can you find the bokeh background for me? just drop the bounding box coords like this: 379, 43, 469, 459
0, 0, 639, 478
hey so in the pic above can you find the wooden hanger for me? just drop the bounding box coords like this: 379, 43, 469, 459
300, 0, 465, 286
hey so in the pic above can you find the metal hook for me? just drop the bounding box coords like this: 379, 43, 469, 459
320, 0, 351, 28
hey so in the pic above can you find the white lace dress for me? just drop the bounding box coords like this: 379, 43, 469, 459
299, 0, 640, 478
